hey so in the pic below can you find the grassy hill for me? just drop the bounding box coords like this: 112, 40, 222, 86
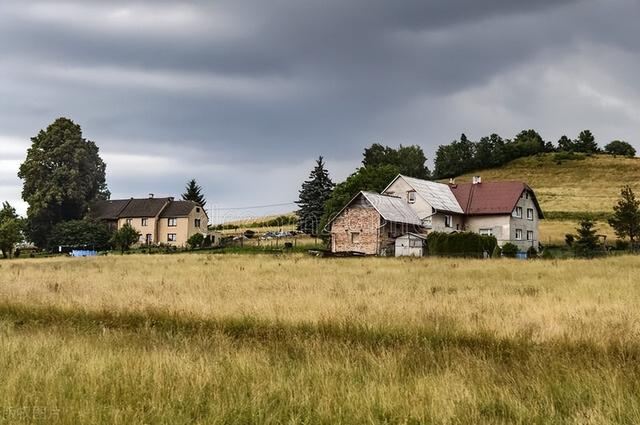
453, 153, 640, 244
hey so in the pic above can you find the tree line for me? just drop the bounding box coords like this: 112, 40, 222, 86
433, 129, 635, 179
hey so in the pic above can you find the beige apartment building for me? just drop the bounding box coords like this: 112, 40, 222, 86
90, 196, 210, 247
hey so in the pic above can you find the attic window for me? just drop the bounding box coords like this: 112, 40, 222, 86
514, 207, 523, 218
407, 192, 416, 204
196, 207, 200, 213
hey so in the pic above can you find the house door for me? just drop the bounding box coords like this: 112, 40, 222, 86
146, 234, 152, 245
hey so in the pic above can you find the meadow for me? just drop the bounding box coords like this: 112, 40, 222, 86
1, 253, 640, 424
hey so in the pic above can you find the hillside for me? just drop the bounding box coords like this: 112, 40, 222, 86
452, 154, 640, 214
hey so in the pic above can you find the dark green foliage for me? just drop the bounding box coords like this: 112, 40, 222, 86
608, 186, 640, 249
296, 156, 334, 236
202, 235, 213, 248
182, 179, 206, 207
526, 246, 538, 259
501, 243, 519, 258
48, 219, 113, 251
320, 164, 399, 236
565, 234, 575, 247
244, 229, 255, 239
604, 140, 636, 157
433, 130, 550, 179
557, 135, 574, 151
574, 130, 599, 154
426, 232, 497, 257
363, 143, 431, 179
186, 233, 205, 249
491, 245, 502, 258
573, 219, 601, 258
18, 117, 109, 247
111, 224, 141, 253
0, 202, 23, 258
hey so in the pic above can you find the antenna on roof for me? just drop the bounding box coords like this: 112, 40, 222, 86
149, 193, 154, 198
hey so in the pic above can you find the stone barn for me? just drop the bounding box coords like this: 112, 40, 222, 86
328, 191, 423, 255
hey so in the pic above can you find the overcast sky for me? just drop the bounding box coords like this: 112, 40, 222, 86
1, 0, 639, 222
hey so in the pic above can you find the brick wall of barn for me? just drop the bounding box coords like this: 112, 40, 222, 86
330, 202, 382, 255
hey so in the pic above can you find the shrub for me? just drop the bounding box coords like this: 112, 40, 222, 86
501, 243, 519, 258
565, 234, 575, 247
615, 239, 630, 251
202, 235, 213, 248
48, 219, 113, 251
426, 232, 497, 258
244, 230, 255, 239
541, 249, 554, 259
604, 140, 636, 157
111, 224, 141, 254
491, 245, 502, 258
187, 233, 205, 249
526, 246, 538, 259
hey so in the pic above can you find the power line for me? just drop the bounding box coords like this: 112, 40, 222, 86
210, 201, 296, 211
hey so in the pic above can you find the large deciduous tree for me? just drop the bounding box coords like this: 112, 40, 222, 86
608, 186, 640, 250
363, 143, 431, 179
182, 179, 207, 207
18, 118, 109, 247
296, 156, 334, 236
604, 140, 636, 157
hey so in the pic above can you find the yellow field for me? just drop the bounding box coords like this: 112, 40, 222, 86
1, 254, 640, 423
539, 219, 615, 245
454, 154, 640, 213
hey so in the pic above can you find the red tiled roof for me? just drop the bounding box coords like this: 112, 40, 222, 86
449, 181, 544, 218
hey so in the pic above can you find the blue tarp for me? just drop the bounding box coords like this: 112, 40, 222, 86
70, 250, 98, 257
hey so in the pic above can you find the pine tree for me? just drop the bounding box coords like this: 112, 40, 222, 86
574, 130, 599, 154
574, 219, 601, 257
608, 185, 640, 250
296, 156, 334, 236
182, 179, 206, 207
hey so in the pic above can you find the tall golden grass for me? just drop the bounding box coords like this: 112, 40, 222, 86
1, 254, 640, 423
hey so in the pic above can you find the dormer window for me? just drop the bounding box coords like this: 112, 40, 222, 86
407, 191, 416, 204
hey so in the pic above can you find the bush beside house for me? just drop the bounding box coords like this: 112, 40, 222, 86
426, 232, 497, 257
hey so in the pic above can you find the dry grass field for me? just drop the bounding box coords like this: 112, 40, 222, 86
1, 253, 640, 424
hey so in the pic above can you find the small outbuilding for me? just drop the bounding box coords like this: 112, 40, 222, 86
394, 233, 427, 257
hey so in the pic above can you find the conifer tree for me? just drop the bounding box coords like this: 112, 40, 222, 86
608, 185, 640, 250
296, 156, 334, 236
182, 179, 206, 207
574, 219, 601, 257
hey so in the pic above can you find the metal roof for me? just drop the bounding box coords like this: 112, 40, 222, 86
399, 176, 464, 214
360, 191, 423, 225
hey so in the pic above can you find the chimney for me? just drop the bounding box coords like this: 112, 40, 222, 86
149, 193, 154, 198
449, 178, 455, 185
472, 176, 482, 185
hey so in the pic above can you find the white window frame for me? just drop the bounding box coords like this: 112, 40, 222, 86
167, 233, 177, 242
125, 218, 132, 225
167, 218, 177, 227
526, 230, 534, 241
141, 218, 148, 226
527, 208, 534, 220
514, 207, 523, 218
444, 215, 453, 228
407, 191, 416, 204
515, 229, 523, 240
195, 218, 201, 228
479, 228, 493, 236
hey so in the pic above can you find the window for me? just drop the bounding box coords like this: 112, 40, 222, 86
196, 207, 200, 213
407, 191, 416, 204
526, 192, 530, 200
125, 218, 132, 225
527, 230, 534, 241
195, 219, 201, 228
167, 233, 177, 242
479, 228, 493, 236
351, 232, 360, 243
515, 229, 523, 240
167, 218, 177, 227
527, 208, 534, 220
145, 234, 152, 244
444, 215, 453, 228
141, 218, 148, 226
514, 207, 523, 218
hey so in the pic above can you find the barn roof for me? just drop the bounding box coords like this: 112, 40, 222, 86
384, 175, 464, 214
360, 191, 423, 225
449, 181, 544, 218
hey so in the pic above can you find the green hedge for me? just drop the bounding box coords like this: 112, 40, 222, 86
426, 232, 498, 257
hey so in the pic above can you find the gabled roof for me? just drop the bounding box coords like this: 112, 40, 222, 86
449, 181, 544, 218
384, 175, 464, 214
119, 197, 172, 218
160, 200, 200, 217
88, 199, 131, 220
360, 191, 423, 225
328, 191, 423, 227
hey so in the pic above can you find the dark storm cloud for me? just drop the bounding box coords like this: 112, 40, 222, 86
1, 0, 639, 217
